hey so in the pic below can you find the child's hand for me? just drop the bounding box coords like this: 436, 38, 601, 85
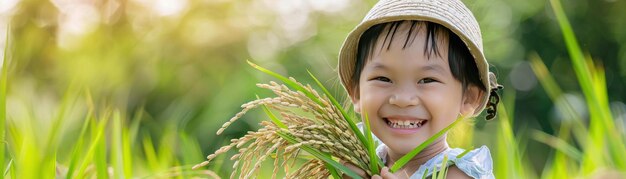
371, 167, 397, 179
341, 161, 368, 178
341, 161, 397, 179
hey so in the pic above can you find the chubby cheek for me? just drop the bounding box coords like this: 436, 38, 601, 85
426, 90, 463, 130
358, 86, 387, 131
358, 87, 385, 114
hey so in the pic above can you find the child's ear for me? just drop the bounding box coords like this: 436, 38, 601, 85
460, 85, 484, 116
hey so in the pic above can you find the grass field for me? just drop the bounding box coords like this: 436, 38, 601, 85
1, 0, 625, 178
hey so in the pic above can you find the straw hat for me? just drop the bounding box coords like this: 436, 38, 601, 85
338, 0, 493, 116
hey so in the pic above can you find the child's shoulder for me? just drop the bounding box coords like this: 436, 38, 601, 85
414, 146, 494, 179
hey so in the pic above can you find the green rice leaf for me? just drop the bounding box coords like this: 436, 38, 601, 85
258, 95, 287, 129
362, 111, 380, 174
436, 155, 449, 179
431, 161, 438, 179
306, 70, 369, 147
390, 115, 465, 172
421, 168, 429, 179
456, 147, 473, 159
275, 131, 362, 179
247, 60, 323, 106
324, 162, 342, 179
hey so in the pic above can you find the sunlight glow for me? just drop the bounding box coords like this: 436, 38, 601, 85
52, 0, 101, 49
0, 0, 19, 14
134, 0, 189, 17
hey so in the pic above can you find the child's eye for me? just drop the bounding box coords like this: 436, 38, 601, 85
418, 78, 437, 84
371, 76, 392, 83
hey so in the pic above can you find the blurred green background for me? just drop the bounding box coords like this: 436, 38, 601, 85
1, 0, 626, 178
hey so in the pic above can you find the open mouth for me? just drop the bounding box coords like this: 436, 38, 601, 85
383, 118, 428, 129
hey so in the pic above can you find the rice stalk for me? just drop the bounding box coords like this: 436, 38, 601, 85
193, 76, 370, 178
195, 62, 467, 178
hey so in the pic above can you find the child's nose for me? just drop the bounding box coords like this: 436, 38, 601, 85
388, 88, 419, 108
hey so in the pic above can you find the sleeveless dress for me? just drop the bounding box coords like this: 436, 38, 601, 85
357, 123, 495, 179
375, 144, 494, 179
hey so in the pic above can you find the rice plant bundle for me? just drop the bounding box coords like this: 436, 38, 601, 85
193, 61, 463, 179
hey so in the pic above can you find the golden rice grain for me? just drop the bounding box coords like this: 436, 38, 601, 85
195, 78, 372, 178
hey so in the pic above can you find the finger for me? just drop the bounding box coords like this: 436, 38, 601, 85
371, 174, 382, 179
380, 167, 397, 179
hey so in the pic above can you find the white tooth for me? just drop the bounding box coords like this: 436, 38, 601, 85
403, 121, 409, 125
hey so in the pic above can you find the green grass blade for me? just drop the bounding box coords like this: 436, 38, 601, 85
390, 115, 465, 172
0, 24, 9, 179
495, 103, 533, 178
157, 131, 176, 171
129, 107, 144, 146
362, 111, 380, 175
529, 53, 589, 145
65, 109, 93, 179
3, 159, 11, 177
529, 53, 583, 121
6, 121, 18, 178
75, 114, 109, 178
436, 155, 449, 179
550, 0, 626, 170
143, 134, 159, 172
94, 116, 110, 179
179, 132, 204, 168
531, 130, 582, 160
275, 131, 361, 179
122, 118, 133, 178
111, 110, 125, 178
549, 0, 598, 112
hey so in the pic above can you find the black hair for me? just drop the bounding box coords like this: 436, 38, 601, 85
351, 20, 497, 119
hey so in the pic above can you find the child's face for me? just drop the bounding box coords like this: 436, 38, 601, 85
351, 23, 478, 154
